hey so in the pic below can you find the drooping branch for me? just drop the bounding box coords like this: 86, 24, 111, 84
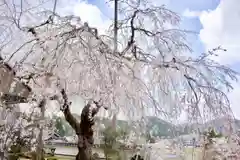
1, 0, 238, 128
114, 2, 238, 120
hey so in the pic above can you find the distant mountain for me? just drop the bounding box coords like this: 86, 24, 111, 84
177, 116, 240, 135
145, 116, 179, 137
56, 114, 240, 138
96, 116, 182, 138
202, 117, 240, 134
57, 114, 179, 137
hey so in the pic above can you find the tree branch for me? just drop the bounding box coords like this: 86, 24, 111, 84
60, 89, 80, 134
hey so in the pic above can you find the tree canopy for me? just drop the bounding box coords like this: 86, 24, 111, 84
0, 0, 239, 158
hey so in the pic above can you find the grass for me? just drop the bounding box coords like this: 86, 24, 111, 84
20, 155, 75, 160
182, 147, 203, 160
46, 156, 75, 160
19, 146, 204, 160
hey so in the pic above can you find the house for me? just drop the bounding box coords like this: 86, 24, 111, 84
44, 132, 68, 143
175, 133, 202, 147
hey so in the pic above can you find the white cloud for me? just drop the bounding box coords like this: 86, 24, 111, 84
183, 8, 201, 18
53, 0, 112, 35
73, 1, 111, 34
199, 0, 240, 65
198, 0, 240, 119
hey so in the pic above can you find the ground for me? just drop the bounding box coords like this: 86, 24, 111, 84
18, 145, 204, 160
20, 156, 74, 160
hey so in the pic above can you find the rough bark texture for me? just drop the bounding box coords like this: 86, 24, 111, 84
60, 89, 102, 160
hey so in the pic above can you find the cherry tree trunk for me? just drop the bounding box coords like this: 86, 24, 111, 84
60, 89, 102, 160
63, 107, 94, 160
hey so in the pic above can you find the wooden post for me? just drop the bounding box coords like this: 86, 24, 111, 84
36, 99, 46, 160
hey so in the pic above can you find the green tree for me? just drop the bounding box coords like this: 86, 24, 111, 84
53, 115, 74, 137
146, 131, 155, 143
118, 128, 129, 141
54, 116, 66, 137
102, 127, 122, 160
102, 127, 120, 147
204, 128, 223, 148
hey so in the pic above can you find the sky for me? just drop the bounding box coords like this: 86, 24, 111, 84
47, 0, 240, 121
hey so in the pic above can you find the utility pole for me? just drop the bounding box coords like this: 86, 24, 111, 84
112, 0, 118, 130
36, 99, 46, 160
112, 0, 120, 149
114, 0, 118, 52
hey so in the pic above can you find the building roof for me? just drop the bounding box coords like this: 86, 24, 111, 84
44, 132, 68, 142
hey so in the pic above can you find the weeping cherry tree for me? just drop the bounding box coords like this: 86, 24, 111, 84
0, 0, 239, 159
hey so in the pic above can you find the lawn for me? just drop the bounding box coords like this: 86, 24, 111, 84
20, 155, 75, 160
45, 155, 75, 160
183, 147, 203, 160
19, 147, 203, 160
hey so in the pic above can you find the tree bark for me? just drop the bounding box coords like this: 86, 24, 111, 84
60, 89, 102, 160
63, 106, 92, 160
